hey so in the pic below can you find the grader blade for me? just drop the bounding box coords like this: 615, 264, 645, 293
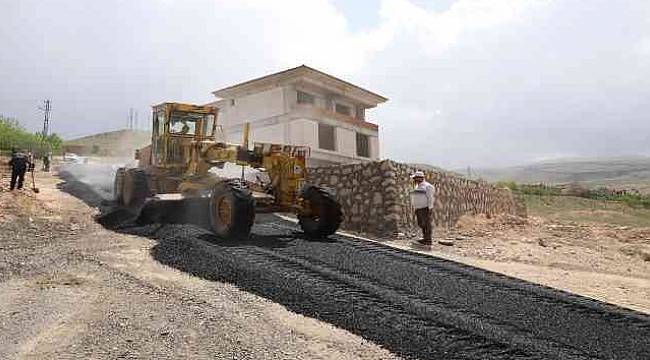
136, 194, 212, 229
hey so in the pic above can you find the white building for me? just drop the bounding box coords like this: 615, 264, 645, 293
208, 65, 388, 167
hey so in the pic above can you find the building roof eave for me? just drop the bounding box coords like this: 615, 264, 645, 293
212, 65, 388, 105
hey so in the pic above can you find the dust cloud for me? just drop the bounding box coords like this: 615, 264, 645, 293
59, 157, 135, 200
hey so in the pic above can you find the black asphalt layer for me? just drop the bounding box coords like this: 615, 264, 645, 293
60, 169, 650, 360
98, 213, 649, 360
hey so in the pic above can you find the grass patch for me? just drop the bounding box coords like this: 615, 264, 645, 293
524, 194, 650, 227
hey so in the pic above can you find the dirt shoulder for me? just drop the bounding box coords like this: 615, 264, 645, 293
369, 212, 650, 314
0, 170, 397, 360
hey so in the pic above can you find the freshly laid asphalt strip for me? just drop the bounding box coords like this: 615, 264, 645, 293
95, 210, 650, 360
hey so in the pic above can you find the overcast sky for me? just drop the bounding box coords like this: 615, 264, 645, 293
2, 0, 649, 168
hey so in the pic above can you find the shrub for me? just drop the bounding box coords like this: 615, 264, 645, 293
496, 179, 650, 209
562, 182, 591, 197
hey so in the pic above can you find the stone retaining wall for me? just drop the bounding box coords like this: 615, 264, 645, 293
307, 160, 525, 237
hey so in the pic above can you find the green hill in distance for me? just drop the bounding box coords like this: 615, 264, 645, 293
408, 163, 465, 178
472, 156, 650, 194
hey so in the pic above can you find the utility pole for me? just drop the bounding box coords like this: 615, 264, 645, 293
38, 100, 52, 171
38, 100, 52, 138
128, 108, 134, 129
127, 108, 140, 130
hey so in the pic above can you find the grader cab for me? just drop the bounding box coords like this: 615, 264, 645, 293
114, 102, 342, 238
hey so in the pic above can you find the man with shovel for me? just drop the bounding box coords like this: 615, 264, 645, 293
8, 149, 32, 191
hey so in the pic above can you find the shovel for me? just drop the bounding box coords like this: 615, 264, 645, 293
30, 166, 40, 193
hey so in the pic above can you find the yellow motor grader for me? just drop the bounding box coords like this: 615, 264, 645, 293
113, 102, 342, 238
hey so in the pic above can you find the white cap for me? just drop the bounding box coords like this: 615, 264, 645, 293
411, 170, 425, 178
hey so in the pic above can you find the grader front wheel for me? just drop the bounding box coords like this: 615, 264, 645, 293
298, 186, 343, 238
122, 169, 149, 208
209, 181, 255, 239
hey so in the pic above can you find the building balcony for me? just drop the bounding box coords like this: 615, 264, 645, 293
291, 103, 378, 132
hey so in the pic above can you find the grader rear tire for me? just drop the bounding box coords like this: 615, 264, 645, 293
122, 169, 149, 208
113, 168, 126, 205
298, 186, 343, 238
209, 180, 255, 239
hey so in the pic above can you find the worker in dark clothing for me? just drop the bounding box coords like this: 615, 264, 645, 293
43, 153, 51, 172
8, 150, 32, 190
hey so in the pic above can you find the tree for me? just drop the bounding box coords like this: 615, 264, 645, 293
0, 115, 63, 154
46, 133, 63, 151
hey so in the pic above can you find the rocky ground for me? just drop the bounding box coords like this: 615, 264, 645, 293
0, 169, 396, 359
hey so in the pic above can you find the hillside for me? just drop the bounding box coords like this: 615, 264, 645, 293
474, 157, 650, 194
63, 129, 150, 157
408, 163, 462, 177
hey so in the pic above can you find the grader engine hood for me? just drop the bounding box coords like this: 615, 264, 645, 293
201, 142, 309, 209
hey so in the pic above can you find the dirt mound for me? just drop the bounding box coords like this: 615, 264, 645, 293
619, 244, 650, 262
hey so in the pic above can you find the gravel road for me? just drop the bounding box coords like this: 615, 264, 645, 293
0, 169, 397, 360
66, 169, 650, 360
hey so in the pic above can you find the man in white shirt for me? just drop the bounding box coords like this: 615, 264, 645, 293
410, 171, 435, 245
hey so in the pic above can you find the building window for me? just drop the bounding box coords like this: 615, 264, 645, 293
356, 132, 370, 157
335, 103, 351, 116
318, 123, 336, 151
297, 91, 315, 105
230, 99, 235, 106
